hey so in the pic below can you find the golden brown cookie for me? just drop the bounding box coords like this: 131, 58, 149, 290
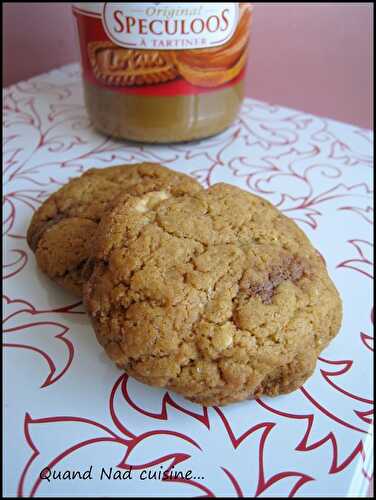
27, 163, 202, 296
84, 183, 342, 406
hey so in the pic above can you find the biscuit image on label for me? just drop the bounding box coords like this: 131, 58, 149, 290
88, 42, 179, 86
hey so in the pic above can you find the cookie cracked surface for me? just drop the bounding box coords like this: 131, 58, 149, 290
84, 183, 342, 406
27, 163, 202, 296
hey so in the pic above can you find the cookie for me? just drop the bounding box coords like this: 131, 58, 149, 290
27, 163, 202, 296
83, 183, 342, 406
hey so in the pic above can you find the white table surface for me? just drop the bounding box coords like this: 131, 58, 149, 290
3, 64, 374, 497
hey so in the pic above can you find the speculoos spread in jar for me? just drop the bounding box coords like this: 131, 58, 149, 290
73, 3, 253, 143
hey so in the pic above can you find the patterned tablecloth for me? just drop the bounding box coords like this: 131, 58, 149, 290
3, 63, 373, 497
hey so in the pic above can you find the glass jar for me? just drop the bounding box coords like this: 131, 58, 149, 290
73, 3, 253, 143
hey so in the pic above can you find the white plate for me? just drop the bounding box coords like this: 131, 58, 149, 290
3, 64, 373, 497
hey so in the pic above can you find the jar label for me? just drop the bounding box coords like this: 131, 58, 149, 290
73, 2, 252, 96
